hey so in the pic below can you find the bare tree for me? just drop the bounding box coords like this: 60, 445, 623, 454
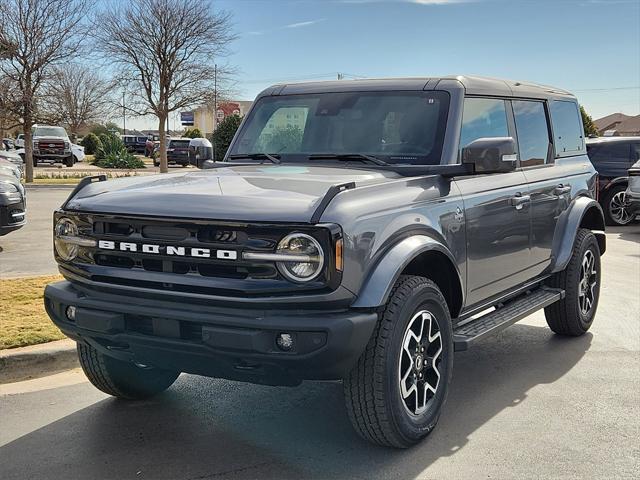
0, 0, 90, 182
96, 0, 236, 173
40, 66, 115, 137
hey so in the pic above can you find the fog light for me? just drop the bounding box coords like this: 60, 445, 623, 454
276, 333, 294, 351
65, 305, 77, 321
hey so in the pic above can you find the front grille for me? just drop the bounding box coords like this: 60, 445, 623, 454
36, 140, 65, 155
61, 213, 340, 296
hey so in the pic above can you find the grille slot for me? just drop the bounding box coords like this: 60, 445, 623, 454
142, 225, 189, 241
95, 254, 134, 269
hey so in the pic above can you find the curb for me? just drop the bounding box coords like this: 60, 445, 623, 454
0, 339, 78, 384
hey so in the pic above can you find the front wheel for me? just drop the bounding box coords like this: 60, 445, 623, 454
77, 342, 179, 399
545, 228, 601, 336
344, 275, 453, 448
64, 156, 74, 167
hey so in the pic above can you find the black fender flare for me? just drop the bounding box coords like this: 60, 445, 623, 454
352, 235, 464, 311
549, 196, 606, 274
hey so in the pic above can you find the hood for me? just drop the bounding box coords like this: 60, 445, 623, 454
64, 164, 401, 222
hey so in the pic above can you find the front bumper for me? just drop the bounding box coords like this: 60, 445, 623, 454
625, 190, 640, 217
45, 280, 378, 385
0, 194, 26, 235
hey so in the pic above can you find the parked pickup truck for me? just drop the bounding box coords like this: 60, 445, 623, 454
45, 76, 605, 448
32, 125, 74, 167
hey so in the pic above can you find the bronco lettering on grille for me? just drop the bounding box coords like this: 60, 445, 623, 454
97, 240, 237, 260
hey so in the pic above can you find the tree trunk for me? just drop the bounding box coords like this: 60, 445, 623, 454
23, 118, 34, 183
158, 114, 168, 173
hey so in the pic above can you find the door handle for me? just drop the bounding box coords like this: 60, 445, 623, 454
510, 193, 531, 210
554, 184, 572, 195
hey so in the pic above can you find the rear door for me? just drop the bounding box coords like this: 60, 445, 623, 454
517, 99, 576, 275
454, 97, 531, 307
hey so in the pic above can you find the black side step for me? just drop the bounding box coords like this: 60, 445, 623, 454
453, 287, 564, 351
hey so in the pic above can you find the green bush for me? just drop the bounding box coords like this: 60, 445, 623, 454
95, 152, 145, 169
93, 134, 145, 169
211, 115, 242, 160
80, 133, 102, 155
183, 128, 203, 139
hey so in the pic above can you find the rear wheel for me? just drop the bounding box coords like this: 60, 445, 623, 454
344, 275, 453, 448
603, 185, 633, 226
545, 228, 601, 336
77, 342, 179, 399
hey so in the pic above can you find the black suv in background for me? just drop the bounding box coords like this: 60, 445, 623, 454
586, 137, 640, 225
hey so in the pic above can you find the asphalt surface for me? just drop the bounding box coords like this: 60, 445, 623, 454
0, 187, 71, 278
0, 197, 639, 479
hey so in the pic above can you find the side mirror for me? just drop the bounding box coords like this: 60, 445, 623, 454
462, 137, 517, 173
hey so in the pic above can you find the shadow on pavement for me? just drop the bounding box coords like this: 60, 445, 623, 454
0, 324, 592, 480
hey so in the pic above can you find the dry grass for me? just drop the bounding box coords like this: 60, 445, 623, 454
0, 275, 66, 350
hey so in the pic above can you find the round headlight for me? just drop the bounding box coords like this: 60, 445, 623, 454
276, 233, 324, 283
54, 218, 79, 261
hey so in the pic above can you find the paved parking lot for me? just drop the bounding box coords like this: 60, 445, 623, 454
0, 188, 638, 479
0, 187, 70, 278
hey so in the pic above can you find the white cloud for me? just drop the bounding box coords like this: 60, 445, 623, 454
285, 19, 326, 28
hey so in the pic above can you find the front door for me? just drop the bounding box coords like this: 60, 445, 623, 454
455, 97, 532, 307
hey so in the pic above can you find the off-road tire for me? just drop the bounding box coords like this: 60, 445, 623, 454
77, 342, 179, 399
545, 228, 601, 336
602, 184, 633, 226
344, 275, 453, 448
64, 155, 74, 167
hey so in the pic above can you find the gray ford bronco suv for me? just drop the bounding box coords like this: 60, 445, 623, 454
45, 76, 606, 448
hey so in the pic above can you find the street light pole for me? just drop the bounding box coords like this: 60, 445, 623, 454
213, 63, 217, 161
122, 90, 126, 135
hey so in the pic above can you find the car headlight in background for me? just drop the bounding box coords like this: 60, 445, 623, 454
0, 181, 19, 193
275, 233, 325, 282
64, 141, 70, 150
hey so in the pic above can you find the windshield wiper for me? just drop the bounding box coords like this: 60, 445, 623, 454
227, 153, 281, 164
307, 153, 389, 166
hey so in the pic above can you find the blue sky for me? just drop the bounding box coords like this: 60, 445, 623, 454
134, 0, 640, 129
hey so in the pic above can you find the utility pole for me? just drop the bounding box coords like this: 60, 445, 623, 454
122, 90, 126, 135
337, 72, 344, 80
213, 63, 217, 161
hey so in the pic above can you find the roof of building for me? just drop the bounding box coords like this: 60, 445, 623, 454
616, 115, 640, 133
594, 113, 633, 131
259, 75, 575, 99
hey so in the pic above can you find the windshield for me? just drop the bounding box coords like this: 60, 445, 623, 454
33, 126, 68, 138
170, 140, 191, 148
229, 91, 449, 165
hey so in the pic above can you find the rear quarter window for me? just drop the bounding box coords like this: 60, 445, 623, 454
550, 100, 585, 157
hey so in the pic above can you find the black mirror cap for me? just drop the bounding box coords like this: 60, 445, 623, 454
462, 137, 517, 173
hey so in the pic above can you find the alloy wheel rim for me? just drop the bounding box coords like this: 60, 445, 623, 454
578, 249, 597, 316
609, 191, 632, 225
398, 310, 443, 416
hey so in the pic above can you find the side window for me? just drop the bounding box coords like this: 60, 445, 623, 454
587, 143, 631, 164
550, 100, 584, 157
512, 100, 551, 167
460, 98, 509, 151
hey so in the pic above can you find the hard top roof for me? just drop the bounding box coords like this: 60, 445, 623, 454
259, 75, 576, 100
